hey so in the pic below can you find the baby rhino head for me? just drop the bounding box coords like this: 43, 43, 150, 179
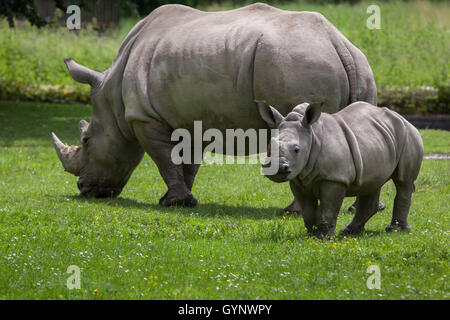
256, 100, 323, 182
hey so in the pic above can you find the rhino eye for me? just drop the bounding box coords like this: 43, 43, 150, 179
82, 136, 90, 145
294, 145, 300, 153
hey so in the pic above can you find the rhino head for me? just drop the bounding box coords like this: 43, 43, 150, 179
257, 101, 323, 182
52, 58, 143, 198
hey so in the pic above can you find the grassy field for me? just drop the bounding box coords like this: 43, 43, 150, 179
0, 0, 449, 111
0, 100, 448, 299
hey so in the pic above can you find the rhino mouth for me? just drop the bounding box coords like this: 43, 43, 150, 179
77, 180, 122, 198
265, 173, 290, 183
262, 161, 291, 183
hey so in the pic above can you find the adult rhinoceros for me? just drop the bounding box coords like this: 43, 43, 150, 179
52, 3, 378, 209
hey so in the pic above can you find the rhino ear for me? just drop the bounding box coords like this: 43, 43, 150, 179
255, 100, 284, 128
292, 102, 310, 115
78, 120, 90, 144
302, 102, 323, 127
64, 58, 104, 88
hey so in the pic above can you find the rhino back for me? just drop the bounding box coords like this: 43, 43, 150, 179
120, 3, 356, 132
319, 102, 412, 194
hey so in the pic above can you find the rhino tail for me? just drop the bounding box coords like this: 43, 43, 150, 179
330, 35, 358, 104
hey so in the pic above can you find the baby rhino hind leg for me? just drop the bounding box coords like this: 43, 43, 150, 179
386, 132, 423, 232
340, 189, 381, 235
386, 180, 414, 232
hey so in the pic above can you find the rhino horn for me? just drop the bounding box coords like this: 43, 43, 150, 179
51, 132, 82, 176
64, 58, 104, 88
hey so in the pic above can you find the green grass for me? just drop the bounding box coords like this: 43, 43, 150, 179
0, 100, 448, 299
0, 0, 449, 108
421, 129, 450, 154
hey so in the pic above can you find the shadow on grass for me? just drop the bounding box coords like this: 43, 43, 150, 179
66, 195, 282, 220
359, 230, 389, 237
59, 195, 394, 240
0, 101, 91, 146
335, 229, 387, 239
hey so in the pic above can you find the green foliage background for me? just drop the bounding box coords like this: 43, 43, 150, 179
0, 0, 448, 113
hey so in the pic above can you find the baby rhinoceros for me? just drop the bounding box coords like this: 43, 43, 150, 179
257, 100, 424, 238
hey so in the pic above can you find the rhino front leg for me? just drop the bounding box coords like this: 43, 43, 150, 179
133, 120, 197, 207
298, 197, 318, 235
289, 181, 317, 233
183, 163, 200, 191
281, 182, 304, 215
281, 199, 302, 215
158, 160, 201, 204
315, 181, 346, 239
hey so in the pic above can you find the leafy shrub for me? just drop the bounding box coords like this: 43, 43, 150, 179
378, 86, 449, 114
0, 1, 448, 114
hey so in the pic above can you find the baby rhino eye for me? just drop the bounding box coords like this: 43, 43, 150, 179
294, 145, 300, 153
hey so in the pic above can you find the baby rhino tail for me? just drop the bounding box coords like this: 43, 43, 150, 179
394, 121, 424, 186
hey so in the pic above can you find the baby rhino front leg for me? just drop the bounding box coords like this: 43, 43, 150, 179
314, 181, 346, 238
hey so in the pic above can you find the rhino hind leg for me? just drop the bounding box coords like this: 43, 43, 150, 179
133, 121, 197, 207
386, 182, 414, 232
386, 135, 422, 232
340, 188, 381, 235
347, 199, 385, 213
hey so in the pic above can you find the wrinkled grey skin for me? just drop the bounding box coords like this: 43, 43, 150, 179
259, 101, 424, 238
52, 3, 378, 207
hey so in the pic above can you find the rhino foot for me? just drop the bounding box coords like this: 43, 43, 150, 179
339, 225, 364, 235
280, 199, 302, 215
385, 219, 410, 232
314, 231, 336, 240
159, 192, 198, 207
348, 200, 386, 213
310, 224, 336, 240
159, 185, 198, 207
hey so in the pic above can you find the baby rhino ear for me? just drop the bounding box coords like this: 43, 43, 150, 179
302, 102, 323, 127
255, 100, 284, 128
292, 102, 310, 115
